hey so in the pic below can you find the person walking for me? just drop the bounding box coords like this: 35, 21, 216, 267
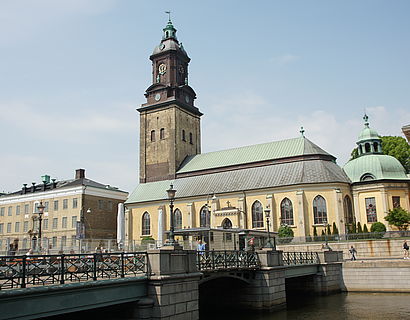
349, 245, 357, 261
197, 240, 206, 255
403, 240, 409, 259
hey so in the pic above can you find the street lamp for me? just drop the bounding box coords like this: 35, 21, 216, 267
35, 201, 45, 251
166, 184, 177, 245
323, 222, 331, 250
264, 206, 274, 249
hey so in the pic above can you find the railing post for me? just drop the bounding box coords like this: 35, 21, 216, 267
212, 250, 215, 270
21, 256, 26, 288
93, 253, 97, 281
121, 252, 125, 278
224, 250, 227, 269
60, 254, 65, 284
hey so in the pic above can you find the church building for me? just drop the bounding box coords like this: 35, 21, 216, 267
125, 20, 410, 248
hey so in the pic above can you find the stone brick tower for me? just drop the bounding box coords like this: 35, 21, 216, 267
138, 19, 202, 183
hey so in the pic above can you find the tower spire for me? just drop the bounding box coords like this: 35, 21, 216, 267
363, 113, 369, 128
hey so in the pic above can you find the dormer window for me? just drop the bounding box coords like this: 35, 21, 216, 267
360, 173, 375, 181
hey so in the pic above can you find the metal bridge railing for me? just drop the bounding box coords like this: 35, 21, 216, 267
197, 250, 260, 271
282, 251, 319, 266
0, 252, 147, 290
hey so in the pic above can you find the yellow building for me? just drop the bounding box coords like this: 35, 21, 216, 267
125, 20, 410, 248
0, 169, 128, 254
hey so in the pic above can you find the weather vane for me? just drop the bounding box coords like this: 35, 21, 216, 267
165, 11, 171, 21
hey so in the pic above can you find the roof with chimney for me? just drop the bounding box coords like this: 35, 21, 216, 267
0, 169, 127, 198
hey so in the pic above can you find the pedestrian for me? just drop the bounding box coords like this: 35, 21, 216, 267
403, 240, 409, 259
197, 240, 206, 255
349, 245, 357, 261
248, 237, 255, 252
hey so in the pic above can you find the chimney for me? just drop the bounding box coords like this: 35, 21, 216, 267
31, 182, 36, 193
76, 169, 85, 179
51, 179, 57, 189
22, 183, 27, 195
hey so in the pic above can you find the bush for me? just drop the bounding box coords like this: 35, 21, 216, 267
370, 222, 386, 238
278, 225, 294, 244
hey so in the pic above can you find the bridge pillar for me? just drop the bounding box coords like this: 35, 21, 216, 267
313, 250, 343, 294
138, 246, 201, 320
239, 249, 286, 311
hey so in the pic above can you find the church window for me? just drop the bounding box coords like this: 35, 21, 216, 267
251, 201, 264, 228
189, 132, 193, 144
142, 212, 151, 235
392, 196, 401, 208
280, 198, 294, 225
343, 196, 354, 225
222, 218, 232, 229
200, 205, 210, 227
313, 195, 327, 225
365, 143, 371, 153
182, 130, 186, 141
160, 128, 165, 139
174, 208, 182, 229
365, 197, 377, 223
359, 145, 363, 155
373, 142, 379, 152
151, 130, 156, 142
360, 173, 375, 181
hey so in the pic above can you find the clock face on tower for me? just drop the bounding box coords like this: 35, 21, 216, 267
158, 63, 167, 75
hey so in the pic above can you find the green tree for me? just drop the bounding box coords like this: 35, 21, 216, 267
313, 226, 318, 237
350, 136, 410, 173
370, 222, 386, 238
384, 207, 410, 231
327, 224, 331, 235
363, 224, 369, 233
332, 222, 339, 235
357, 222, 363, 234
278, 225, 294, 238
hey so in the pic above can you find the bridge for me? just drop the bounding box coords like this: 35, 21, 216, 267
0, 248, 342, 320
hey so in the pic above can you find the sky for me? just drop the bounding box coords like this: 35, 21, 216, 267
1, 0, 409, 194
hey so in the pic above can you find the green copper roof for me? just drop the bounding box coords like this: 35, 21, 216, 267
177, 136, 332, 174
343, 154, 409, 183
358, 114, 380, 142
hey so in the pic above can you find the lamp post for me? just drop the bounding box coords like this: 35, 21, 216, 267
35, 201, 45, 251
323, 222, 331, 250
264, 206, 274, 248
166, 184, 177, 245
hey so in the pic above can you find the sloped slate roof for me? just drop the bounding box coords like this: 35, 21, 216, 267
177, 136, 332, 174
126, 159, 350, 204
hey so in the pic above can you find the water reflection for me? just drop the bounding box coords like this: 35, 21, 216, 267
202, 293, 410, 320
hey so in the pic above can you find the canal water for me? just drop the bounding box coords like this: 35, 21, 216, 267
202, 292, 410, 320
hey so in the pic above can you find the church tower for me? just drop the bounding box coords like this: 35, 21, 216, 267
138, 19, 202, 183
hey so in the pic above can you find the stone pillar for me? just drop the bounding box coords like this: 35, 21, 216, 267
296, 190, 306, 238
145, 248, 201, 320
404, 191, 410, 211
334, 189, 344, 236
266, 194, 276, 231
313, 251, 343, 294
239, 249, 286, 310
157, 207, 165, 246
381, 189, 390, 231
187, 203, 194, 228
211, 195, 218, 228
353, 191, 361, 224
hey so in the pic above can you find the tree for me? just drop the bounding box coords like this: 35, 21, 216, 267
278, 225, 294, 244
370, 222, 386, 238
332, 222, 339, 235
313, 226, 318, 237
350, 136, 410, 173
327, 224, 331, 235
384, 207, 410, 231
357, 222, 363, 234
363, 224, 369, 233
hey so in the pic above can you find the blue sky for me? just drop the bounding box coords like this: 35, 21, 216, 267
1, 0, 409, 193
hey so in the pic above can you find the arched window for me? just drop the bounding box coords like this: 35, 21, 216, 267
142, 212, 150, 235
360, 173, 375, 181
365, 143, 370, 153
150, 130, 155, 142
359, 145, 363, 155
222, 218, 232, 229
343, 196, 354, 225
373, 142, 379, 152
174, 208, 182, 230
313, 195, 327, 225
189, 132, 193, 144
200, 205, 210, 228
365, 197, 377, 223
280, 198, 294, 225
252, 201, 264, 228
160, 128, 165, 139
182, 130, 186, 141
